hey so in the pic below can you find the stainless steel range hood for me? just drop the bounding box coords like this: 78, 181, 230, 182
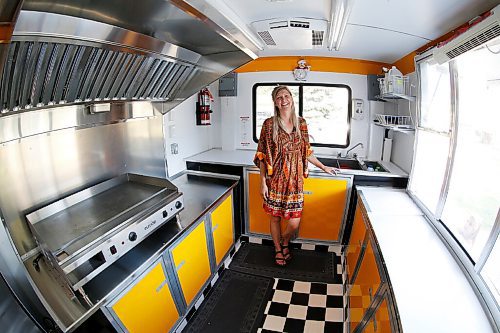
0, 0, 257, 115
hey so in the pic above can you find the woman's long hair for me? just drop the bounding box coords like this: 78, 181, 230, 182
271, 85, 299, 143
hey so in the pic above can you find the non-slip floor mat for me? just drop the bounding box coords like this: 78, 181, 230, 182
183, 269, 274, 333
229, 242, 340, 283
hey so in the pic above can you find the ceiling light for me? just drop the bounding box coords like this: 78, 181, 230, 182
327, 0, 354, 51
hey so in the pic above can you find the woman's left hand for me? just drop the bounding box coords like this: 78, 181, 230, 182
322, 166, 338, 175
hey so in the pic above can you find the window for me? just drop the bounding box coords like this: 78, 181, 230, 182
440, 45, 500, 261
253, 83, 351, 147
409, 60, 452, 214
411, 37, 500, 310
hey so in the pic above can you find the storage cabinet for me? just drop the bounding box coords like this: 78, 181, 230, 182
361, 294, 393, 333
246, 169, 352, 242
104, 188, 236, 332
210, 194, 234, 266
109, 260, 179, 333
349, 237, 382, 333
170, 219, 211, 307
247, 171, 276, 234
346, 205, 367, 282
348, 198, 400, 333
299, 176, 350, 241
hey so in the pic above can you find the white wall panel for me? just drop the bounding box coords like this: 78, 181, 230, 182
164, 82, 220, 176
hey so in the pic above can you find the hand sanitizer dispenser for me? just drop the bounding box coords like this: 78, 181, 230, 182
352, 99, 364, 120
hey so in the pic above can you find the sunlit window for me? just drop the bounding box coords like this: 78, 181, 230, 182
302, 86, 350, 147
409, 59, 452, 214
409, 131, 450, 214
440, 45, 500, 260
253, 83, 351, 147
413, 36, 500, 312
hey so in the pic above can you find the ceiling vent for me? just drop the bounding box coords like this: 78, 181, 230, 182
433, 4, 500, 64
252, 18, 327, 49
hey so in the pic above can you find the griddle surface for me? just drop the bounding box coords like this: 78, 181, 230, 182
33, 181, 169, 254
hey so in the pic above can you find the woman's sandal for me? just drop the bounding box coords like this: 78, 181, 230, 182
281, 244, 292, 261
274, 250, 287, 266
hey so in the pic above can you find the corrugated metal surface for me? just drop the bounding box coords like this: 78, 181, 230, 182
0, 41, 195, 113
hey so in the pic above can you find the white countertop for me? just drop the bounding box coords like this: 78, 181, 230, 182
186, 148, 408, 177
357, 186, 494, 333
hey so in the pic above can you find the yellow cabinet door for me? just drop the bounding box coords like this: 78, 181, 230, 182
248, 172, 273, 234
211, 194, 234, 266
349, 239, 382, 333
112, 261, 179, 333
362, 297, 393, 333
346, 204, 367, 283
299, 177, 349, 241
171, 220, 211, 306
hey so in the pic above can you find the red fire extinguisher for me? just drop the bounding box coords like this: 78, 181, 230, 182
197, 87, 213, 125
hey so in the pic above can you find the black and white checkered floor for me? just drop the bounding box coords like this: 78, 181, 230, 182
181, 238, 347, 333
258, 279, 344, 333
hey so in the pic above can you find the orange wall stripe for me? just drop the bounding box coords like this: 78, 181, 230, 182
235, 56, 390, 75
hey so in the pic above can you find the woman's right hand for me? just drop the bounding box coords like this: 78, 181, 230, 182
260, 182, 269, 200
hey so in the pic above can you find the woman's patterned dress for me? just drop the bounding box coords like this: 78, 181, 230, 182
254, 117, 313, 219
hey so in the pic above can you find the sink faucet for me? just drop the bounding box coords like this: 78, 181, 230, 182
345, 142, 364, 158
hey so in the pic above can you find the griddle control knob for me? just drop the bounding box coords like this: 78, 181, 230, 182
162, 210, 168, 218
128, 232, 137, 242
175, 201, 182, 209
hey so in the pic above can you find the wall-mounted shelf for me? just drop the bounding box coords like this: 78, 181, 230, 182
373, 122, 415, 133
375, 93, 416, 102
374, 115, 414, 133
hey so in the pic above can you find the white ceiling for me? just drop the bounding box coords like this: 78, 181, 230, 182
220, 0, 500, 63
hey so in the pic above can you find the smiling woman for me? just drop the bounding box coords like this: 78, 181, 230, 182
253, 83, 352, 147
253, 85, 337, 266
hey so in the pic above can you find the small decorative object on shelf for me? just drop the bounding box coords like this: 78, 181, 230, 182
293, 59, 310, 81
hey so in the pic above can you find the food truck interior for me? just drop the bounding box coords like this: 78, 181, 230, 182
0, 0, 499, 332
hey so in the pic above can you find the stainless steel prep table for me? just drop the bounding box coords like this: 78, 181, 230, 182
84, 171, 238, 302
28, 171, 238, 331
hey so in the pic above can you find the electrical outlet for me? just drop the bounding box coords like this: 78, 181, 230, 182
170, 143, 178, 155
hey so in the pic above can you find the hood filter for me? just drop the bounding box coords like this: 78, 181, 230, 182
0, 41, 195, 114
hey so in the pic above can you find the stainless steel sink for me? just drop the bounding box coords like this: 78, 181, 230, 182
317, 157, 387, 172
317, 157, 363, 170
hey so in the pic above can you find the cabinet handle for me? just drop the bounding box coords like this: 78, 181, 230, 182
155, 279, 168, 293
369, 287, 373, 303
212, 223, 219, 232
373, 316, 378, 332
176, 259, 186, 271
303, 190, 313, 195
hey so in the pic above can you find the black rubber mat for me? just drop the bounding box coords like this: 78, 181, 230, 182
183, 269, 274, 333
229, 242, 340, 283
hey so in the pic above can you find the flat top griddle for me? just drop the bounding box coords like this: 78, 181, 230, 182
26, 173, 183, 290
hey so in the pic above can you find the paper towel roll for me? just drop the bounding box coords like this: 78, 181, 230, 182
382, 138, 392, 162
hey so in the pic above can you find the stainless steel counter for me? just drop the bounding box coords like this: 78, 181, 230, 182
24, 171, 238, 332
356, 186, 494, 333
186, 148, 408, 178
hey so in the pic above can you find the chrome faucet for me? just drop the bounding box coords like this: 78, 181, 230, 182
345, 142, 364, 158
